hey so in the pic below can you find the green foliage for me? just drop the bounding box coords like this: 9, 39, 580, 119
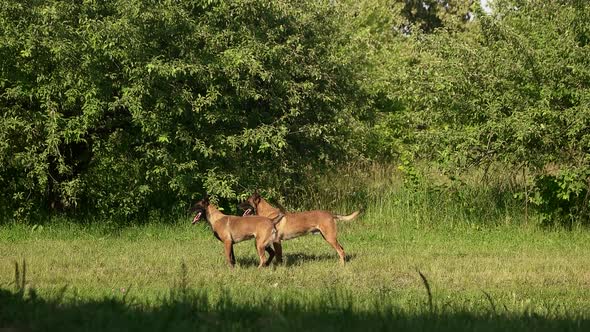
393, 0, 475, 34
530, 167, 590, 227
0, 0, 369, 220
2, 0, 590, 226
374, 1, 590, 225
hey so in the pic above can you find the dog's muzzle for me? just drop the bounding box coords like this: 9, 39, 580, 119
192, 211, 202, 224
242, 208, 253, 217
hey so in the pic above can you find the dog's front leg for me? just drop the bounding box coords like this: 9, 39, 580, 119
224, 240, 235, 268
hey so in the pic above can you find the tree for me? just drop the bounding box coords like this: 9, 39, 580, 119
0, 0, 370, 221
391, 0, 590, 224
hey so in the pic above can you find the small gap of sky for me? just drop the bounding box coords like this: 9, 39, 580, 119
423, 1, 492, 14
481, 0, 492, 13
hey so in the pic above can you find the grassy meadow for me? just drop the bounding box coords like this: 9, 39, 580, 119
2, 166, 590, 331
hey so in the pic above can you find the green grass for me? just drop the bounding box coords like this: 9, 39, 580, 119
1, 166, 590, 331
2, 217, 590, 331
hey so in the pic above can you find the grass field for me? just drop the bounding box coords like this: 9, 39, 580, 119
2, 213, 590, 330
1, 168, 590, 331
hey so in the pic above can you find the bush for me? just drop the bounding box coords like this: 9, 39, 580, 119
379, 1, 590, 225
0, 0, 370, 221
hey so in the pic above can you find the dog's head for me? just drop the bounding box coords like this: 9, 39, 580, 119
190, 195, 210, 224
239, 191, 262, 216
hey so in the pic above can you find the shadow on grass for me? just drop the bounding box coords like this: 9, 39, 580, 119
2, 261, 588, 331
1, 286, 589, 332
283, 252, 357, 267
233, 252, 355, 268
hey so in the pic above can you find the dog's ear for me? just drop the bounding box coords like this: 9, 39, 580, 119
203, 193, 210, 205
254, 189, 261, 199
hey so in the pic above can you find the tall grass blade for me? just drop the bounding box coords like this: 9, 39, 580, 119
14, 260, 20, 292
482, 290, 497, 315
417, 270, 433, 313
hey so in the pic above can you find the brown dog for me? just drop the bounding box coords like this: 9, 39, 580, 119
240, 192, 361, 264
191, 196, 282, 268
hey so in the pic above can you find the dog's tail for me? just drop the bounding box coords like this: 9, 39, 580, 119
271, 213, 285, 225
334, 210, 362, 222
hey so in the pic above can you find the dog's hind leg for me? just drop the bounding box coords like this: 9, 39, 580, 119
329, 239, 346, 265
319, 226, 346, 265
264, 245, 275, 266
256, 241, 268, 268
326, 237, 346, 265
273, 242, 283, 264
230, 245, 236, 266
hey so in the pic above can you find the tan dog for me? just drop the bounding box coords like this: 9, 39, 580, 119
191, 196, 282, 268
240, 192, 361, 264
